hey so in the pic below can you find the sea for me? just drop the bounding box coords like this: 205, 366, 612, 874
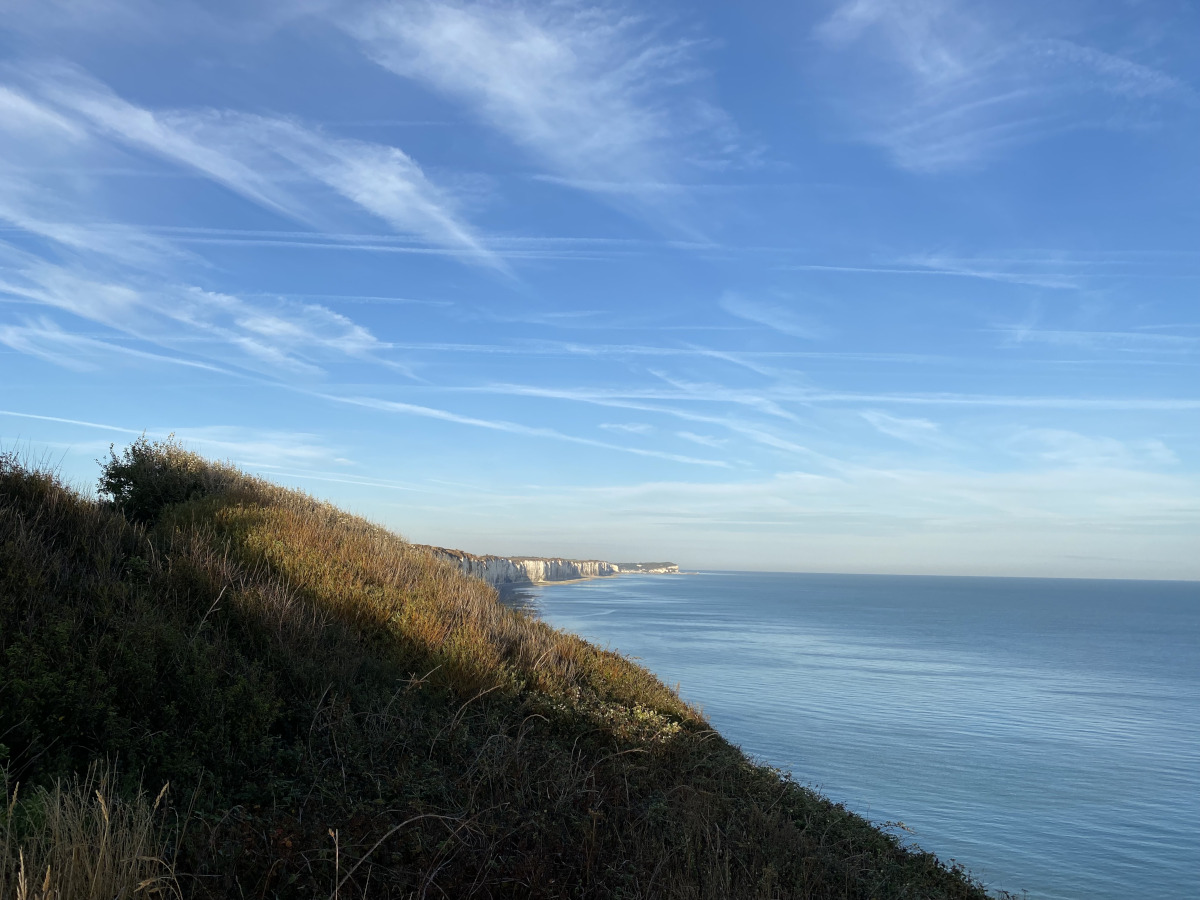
510, 572, 1200, 900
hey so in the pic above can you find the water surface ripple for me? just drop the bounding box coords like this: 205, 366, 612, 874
520, 572, 1200, 900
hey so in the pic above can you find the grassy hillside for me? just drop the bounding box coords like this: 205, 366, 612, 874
0, 438, 995, 899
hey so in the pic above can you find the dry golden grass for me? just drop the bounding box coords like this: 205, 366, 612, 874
0, 440, 998, 899
0, 766, 179, 900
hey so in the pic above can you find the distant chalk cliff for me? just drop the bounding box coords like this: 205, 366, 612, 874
614, 562, 679, 574
427, 547, 678, 587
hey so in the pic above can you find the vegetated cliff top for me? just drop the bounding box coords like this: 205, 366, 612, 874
424, 545, 613, 563
0, 438, 996, 900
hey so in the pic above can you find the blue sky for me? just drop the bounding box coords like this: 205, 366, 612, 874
2, 0, 1198, 578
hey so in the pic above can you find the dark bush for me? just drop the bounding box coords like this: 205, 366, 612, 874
97, 435, 231, 524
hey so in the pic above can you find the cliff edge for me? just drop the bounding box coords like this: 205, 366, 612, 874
0, 438, 992, 900
615, 561, 680, 574
427, 547, 678, 586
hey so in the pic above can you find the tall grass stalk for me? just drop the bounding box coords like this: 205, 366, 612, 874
0, 766, 179, 900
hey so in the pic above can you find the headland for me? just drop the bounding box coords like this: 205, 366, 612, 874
0, 437, 991, 899
426, 545, 679, 587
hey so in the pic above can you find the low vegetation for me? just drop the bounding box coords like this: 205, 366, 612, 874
1, 765, 180, 900
0, 438, 995, 898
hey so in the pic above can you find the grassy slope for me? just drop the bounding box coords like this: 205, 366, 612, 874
0, 441, 994, 899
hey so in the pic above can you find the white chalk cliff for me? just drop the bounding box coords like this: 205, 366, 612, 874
428, 547, 678, 587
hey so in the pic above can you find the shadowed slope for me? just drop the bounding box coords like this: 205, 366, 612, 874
0, 440, 995, 899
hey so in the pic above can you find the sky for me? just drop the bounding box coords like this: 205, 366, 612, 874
1, 0, 1198, 579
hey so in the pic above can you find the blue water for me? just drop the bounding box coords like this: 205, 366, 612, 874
518, 572, 1200, 900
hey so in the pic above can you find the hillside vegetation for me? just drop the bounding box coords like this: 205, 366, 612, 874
0, 438, 994, 899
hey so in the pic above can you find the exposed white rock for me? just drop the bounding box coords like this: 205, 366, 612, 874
427, 547, 676, 587
615, 562, 680, 574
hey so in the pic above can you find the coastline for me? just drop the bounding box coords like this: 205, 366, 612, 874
498, 568, 679, 610
425, 544, 679, 591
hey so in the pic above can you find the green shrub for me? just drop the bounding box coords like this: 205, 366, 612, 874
97, 435, 232, 525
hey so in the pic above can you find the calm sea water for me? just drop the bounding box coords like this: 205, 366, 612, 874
515, 572, 1200, 900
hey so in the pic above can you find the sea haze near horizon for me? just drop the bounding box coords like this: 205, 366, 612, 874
517, 572, 1200, 900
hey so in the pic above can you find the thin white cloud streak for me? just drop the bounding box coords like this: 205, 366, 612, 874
782, 254, 1200, 286
317, 392, 731, 468
719, 292, 826, 339
677, 431, 726, 448
0, 254, 389, 376
167, 425, 359, 471
861, 410, 949, 448
475, 375, 803, 424
137, 225, 666, 257
0, 87, 187, 267
1037, 39, 1188, 100
152, 229, 1200, 278
529, 175, 790, 196
0, 84, 85, 139
166, 235, 611, 262
385, 462, 1200, 578
0, 318, 230, 373
0, 77, 482, 379
645, 370, 801, 421
1005, 428, 1178, 468
258, 469, 436, 494
600, 422, 653, 434
274, 293, 450, 307
996, 328, 1197, 353
560, 465, 1199, 530
778, 261, 1079, 287
343, 0, 747, 219
467, 382, 830, 462
378, 338, 952, 365
24, 66, 496, 265
0, 418, 402, 500
466, 380, 1200, 426
0, 409, 139, 434
903, 254, 1082, 289
808, 390, 1200, 412
36, 68, 289, 213
814, 0, 1193, 170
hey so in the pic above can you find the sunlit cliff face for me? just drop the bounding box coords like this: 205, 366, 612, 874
429, 548, 678, 586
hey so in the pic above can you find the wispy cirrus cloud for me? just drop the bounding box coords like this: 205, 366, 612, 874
466, 378, 1200, 419
0, 84, 84, 138
0, 68, 480, 376
0, 408, 140, 434
860, 410, 950, 448
24, 65, 496, 265
1006, 427, 1178, 468
813, 0, 1194, 171
342, 0, 749, 220
781, 249, 1200, 288
462, 382, 828, 462
677, 430, 726, 448
168, 425, 359, 470
0, 316, 229, 373
0, 85, 187, 267
996, 326, 1198, 353
901, 253, 1082, 289
0, 249, 390, 376
320, 392, 730, 467
0, 409, 362, 478
719, 292, 826, 340
506, 462, 1200, 577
